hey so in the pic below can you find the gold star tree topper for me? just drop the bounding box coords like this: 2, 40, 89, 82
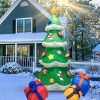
50, 8, 58, 14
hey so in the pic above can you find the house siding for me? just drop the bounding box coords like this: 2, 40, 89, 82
0, 0, 48, 34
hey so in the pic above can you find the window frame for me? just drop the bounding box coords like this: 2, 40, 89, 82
16, 17, 32, 33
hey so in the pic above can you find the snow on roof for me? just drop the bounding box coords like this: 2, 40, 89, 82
92, 44, 100, 52
0, 32, 47, 44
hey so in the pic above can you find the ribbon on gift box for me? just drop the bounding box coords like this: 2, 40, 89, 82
78, 72, 90, 87
66, 86, 81, 99
26, 81, 43, 100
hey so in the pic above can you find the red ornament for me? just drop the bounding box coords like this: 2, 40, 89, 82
66, 71, 70, 76
42, 52, 46, 57
65, 53, 70, 57
43, 70, 48, 74
58, 31, 62, 37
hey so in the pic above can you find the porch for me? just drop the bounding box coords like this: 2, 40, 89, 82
0, 33, 47, 67
0, 56, 34, 67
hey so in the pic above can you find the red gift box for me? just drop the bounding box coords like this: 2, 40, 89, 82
24, 80, 48, 100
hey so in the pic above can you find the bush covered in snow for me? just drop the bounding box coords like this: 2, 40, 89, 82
70, 68, 86, 75
0, 62, 23, 74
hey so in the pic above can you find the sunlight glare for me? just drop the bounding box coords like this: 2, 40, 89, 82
56, 0, 69, 6
51, 0, 92, 19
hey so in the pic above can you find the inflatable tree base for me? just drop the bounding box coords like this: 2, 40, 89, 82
37, 67, 72, 91
45, 84, 70, 91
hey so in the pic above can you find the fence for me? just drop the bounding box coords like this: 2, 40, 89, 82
69, 61, 100, 75
0, 56, 34, 67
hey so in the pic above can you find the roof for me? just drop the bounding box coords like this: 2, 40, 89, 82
92, 44, 100, 52
0, 0, 51, 25
0, 32, 47, 44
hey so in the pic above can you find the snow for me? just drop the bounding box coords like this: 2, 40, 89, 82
92, 44, 100, 52
90, 74, 100, 77
0, 72, 100, 100
0, 32, 47, 44
70, 68, 86, 74
91, 0, 100, 7
33, 67, 42, 73
0, 62, 22, 74
1, 62, 20, 67
0, 73, 31, 100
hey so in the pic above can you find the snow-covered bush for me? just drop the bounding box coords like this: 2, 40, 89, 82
33, 68, 41, 73
0, 62, 23, 74
70, 68, 86, 75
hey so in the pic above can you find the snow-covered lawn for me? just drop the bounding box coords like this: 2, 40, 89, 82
0, 73, 30, 100
0, 73, 100, 100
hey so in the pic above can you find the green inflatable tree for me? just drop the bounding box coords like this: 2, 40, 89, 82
38, 8, 72, 91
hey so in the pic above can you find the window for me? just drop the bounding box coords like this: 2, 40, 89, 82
6, 45, 14, 56
17, 20, 23, 33
25, 19, 32, 32
17, 45, 30, 56
6, 45, 30, 57
16, 18, 32, 33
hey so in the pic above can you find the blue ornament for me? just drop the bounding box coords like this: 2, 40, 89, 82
48, 20, 52, 25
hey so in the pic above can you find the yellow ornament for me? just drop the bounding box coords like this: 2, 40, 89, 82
50, 8, 58, 14
48, 54, 54, 60
49, 78, 54, 83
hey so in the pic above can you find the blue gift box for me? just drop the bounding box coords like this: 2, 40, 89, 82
71, 74, 90, 96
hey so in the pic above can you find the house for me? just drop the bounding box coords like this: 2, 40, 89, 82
92, 44, 100, 62
0, 0, 51, 67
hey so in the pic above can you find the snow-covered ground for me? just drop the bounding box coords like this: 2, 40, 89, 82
0, 73, 100, 100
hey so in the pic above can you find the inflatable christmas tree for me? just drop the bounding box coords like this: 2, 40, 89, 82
38, 8, 72, 91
